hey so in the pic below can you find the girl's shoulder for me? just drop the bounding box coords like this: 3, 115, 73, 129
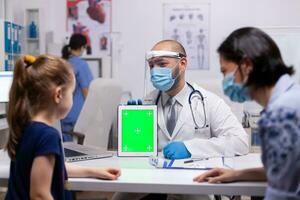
24, 121, 61, 142
21, 121, 63, 156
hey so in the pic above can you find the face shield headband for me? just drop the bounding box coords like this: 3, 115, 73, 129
146, 50, 186, 61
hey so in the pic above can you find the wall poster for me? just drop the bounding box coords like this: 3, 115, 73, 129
163, 3, 210, 70
67, 0, 111, 56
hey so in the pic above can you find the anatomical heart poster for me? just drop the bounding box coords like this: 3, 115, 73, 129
67, 0, 111, 56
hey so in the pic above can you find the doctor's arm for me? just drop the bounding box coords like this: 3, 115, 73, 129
184, 97, 249, 158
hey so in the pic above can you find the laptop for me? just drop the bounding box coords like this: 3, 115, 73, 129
63, 142, 113, 162
53, 121, 113, 162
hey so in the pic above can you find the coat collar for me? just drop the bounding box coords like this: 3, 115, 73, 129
268, 74, 294, 107
161, 83, 190, 107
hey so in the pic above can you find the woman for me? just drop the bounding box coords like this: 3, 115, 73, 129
194, 27, 300, 199
61, 33, 94, 140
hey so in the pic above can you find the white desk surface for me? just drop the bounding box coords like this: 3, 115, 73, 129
0, 150, 267, 196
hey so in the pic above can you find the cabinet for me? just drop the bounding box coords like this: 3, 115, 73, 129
0, 19, 22, 71
24, 9, 43, 56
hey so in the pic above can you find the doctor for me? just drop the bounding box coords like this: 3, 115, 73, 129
112, 40, 250, 200
146, 40, 249, 159
112, 40, 249, 200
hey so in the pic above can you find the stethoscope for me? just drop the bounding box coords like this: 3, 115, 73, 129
155, 82, 208, 130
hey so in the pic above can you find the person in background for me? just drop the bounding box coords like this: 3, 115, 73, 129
61, 33, 94, 141
194, 27, 300, 200
5, 55, 120, 200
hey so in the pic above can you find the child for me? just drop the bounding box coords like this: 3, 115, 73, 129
5, 55, 121, 200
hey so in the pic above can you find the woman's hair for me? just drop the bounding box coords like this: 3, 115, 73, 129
218, 27, 294, 88
61, 33, 87, 59
6, 54, 74, 160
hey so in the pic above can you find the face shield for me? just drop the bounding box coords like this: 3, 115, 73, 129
143, 50, 186, 104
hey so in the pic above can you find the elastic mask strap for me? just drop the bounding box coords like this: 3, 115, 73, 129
231, 65, 249, 86
172, 59, 182, 79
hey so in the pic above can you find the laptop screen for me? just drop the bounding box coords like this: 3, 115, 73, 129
0, 71, 13, 103
118, 105, 157, 156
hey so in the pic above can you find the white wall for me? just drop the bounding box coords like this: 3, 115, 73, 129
111, 0, 300, 98
0, 0, 5, 19
4, 0, 22, 23
7, 0, 300, 98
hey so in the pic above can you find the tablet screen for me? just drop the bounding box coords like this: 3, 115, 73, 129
118, 105, 157, 156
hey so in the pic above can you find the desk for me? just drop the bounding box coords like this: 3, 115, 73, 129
0, 151, 267, 196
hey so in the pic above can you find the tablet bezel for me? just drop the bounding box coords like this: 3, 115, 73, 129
118, 105, 157, 157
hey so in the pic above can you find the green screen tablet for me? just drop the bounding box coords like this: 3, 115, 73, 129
118, 105, 157, 157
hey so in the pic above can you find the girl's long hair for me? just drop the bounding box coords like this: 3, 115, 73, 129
6, 55, 73, 160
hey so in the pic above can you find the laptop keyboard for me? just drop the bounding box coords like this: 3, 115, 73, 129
64, 148, 87, 157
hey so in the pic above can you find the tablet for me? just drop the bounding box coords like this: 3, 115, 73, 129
118, 105, 157, 157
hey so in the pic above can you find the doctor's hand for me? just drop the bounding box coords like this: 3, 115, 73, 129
127, 99, 143, 105
163, 141, 191, 159
193, 168, 239, 183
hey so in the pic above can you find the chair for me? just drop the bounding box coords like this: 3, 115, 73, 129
72, 78, 122, 149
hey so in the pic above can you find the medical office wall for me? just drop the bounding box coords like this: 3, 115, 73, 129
0, 0, 4, 19
111, 0, 300, 98
4, 0, 300, 99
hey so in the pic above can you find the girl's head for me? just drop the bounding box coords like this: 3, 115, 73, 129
6, 54, 75, 159
218, 27, 294, 102
62, 33, 87, 59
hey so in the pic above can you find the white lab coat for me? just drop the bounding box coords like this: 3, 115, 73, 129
146, 83, 249, 158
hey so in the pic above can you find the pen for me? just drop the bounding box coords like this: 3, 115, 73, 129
222, 156, 224, 165
184, 158, 208, 164
164, 166, 213, 170
222, 156, 233, 169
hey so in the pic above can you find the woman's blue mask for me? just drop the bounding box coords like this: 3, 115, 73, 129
150, 65, 178, 92
222, 70, 251, 103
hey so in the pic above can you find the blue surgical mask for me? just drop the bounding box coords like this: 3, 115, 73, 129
222, 71, 251, 103
150, 66, 178, 92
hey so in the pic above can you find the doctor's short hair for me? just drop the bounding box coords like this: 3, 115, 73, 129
153, 40, 187, 57
218, 27, 294, 89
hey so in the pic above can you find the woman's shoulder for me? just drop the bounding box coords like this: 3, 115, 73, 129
69, 56, 88, 66
271, 84, 300, 111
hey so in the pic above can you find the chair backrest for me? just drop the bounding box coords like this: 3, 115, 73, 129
74, 78, 122, 148
193, 78, 244, 122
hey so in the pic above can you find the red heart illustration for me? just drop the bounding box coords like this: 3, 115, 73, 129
87, 4, 105, 24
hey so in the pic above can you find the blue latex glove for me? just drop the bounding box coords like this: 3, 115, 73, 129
163, 141, 191, 159
127, 99, 143, 105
